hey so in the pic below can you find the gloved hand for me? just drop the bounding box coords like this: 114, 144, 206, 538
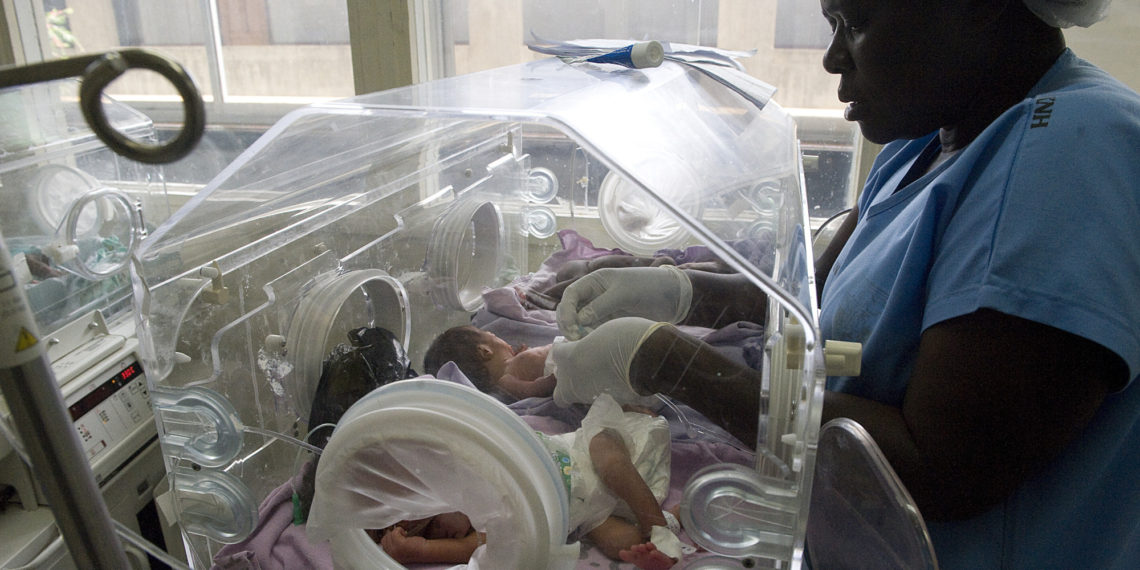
551, 316, 667, 407
556, 266, 692, 340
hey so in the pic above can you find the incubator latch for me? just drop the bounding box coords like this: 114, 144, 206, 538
169, 466, 257, 543
781, 320, 862, 377
783, 319, 806, 367
824, 340, 862, 376
199, 261, 229, 305
264, 334, 287, 352
150, 387, 244, 468
681, 463, 800, 560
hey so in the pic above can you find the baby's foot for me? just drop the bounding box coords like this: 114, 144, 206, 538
619, 542, 676, 570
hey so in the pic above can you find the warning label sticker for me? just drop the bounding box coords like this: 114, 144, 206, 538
16, 328, 38, 352
1, 247, 46, 368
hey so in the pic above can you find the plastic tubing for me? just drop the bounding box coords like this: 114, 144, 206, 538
244, 425, 323, 455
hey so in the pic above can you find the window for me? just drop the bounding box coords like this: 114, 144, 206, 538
6, 0, 360, 187
10, 1, 1137, 210
774, 0, 832, 50
24, 0, 354, 125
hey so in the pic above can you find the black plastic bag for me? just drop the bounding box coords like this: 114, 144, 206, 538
305, 326, 417, 447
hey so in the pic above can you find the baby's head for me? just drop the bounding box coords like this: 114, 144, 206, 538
423, 326, 496, 391
425, 325, 552, 400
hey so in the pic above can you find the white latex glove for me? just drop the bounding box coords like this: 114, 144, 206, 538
551, 316, 667, 407
556, 266, 692, 340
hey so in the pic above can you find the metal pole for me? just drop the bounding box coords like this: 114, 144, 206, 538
0, 231, 129, 569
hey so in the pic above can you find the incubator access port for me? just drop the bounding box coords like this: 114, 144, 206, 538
284, 269, 410, 424
307, 380, 577, 569
172, 467, 258, 543
425, 200, 503, 311
597, 156, 703, 255
151, 387, 244, 469
27, 164, 104, 234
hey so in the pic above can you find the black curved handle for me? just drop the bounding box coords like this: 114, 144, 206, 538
0, 48, 206, 165
79, 49, 206, 164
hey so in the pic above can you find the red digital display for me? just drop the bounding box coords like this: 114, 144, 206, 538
68, 360, 145, 421
119, 364, 140, 382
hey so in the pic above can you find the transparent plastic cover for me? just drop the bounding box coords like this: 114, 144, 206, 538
808, 419, 939, 570
133, 57, 825, 568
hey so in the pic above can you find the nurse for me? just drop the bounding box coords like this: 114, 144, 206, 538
554, 0, 1140, 566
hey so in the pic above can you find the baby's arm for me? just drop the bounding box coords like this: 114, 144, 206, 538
380, 527, 483, 564
496, 373, 556, 400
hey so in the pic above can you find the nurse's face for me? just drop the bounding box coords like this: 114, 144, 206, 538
820, 0, 986, 144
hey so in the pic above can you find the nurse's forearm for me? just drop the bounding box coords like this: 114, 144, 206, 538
823, 309, 1123, 523
682, 271, 768, 328
631, 325, 761, 445
820, 391, 930, 508
821, 387, 1025, 522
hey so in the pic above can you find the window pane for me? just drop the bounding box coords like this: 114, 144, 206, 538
220, 0, 353, 101
524, 0, 717, 46
37, 1, 355, 104
774, 0, 832, 49
436, 0, 842, 111
46, 0, 213, 101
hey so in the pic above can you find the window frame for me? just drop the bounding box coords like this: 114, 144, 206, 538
0, 0, 413, 127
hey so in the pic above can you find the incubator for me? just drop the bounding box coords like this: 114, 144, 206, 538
133, 57, 831, 568
0, 78, 168, 336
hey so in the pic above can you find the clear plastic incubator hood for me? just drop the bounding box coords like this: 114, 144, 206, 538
132, 56, 827, 569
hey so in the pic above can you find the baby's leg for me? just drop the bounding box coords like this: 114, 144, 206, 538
620, 542, 676, 570
588, 518, 676, 570
586, 516, 646, 562
587, 432, 680, 568
588, 429, 666, 535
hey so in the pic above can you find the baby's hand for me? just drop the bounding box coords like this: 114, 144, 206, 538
380, 527, 429, 561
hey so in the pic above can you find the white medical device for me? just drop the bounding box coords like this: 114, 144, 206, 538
133, 56, 827, 568
0, 78, 183, 568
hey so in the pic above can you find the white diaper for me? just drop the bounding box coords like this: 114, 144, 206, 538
557, 394, 672, 537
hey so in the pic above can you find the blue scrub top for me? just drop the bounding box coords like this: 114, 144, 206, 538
819, 49, 1140, 569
